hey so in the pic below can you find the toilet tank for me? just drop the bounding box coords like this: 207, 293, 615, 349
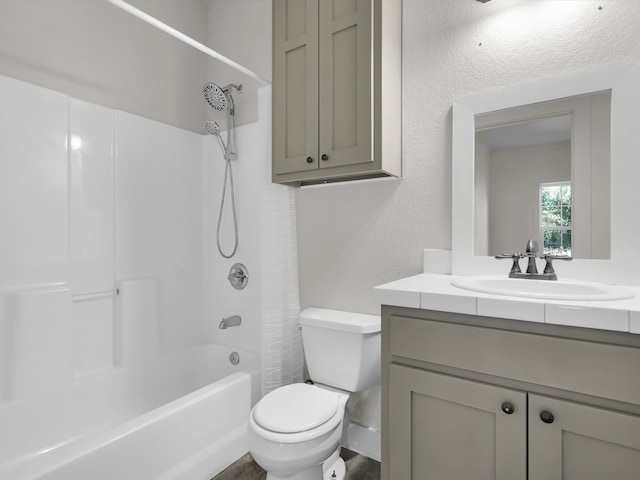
299, 308, 380, 392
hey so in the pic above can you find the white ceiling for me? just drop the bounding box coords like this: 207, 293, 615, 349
479, 114, 572, 152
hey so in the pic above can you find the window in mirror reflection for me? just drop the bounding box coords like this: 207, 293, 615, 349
540, 182, 572, 256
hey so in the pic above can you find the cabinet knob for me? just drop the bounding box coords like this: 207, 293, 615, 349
539, 411, 555, 424
321, 154, 329, 161
501, 402, 515, 415
306, 156, 313, 164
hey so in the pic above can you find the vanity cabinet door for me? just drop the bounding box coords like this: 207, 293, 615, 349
389, 364, 527, 480
529, 394, 640, 480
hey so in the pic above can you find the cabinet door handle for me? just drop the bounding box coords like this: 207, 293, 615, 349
321, 154, 329, 161
539, 411, 555, 424
501, 402, 515, 415
306, 156, 314, 164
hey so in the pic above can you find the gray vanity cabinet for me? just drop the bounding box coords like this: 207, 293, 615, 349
528, 394, 640, 480
272, 0, 401, 186
382, 306, 640, 480
389, 364, 527, 479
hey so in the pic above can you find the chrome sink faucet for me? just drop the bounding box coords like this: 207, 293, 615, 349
495, 239, 572, 280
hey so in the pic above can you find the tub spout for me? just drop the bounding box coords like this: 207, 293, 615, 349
219, 315, 242, 329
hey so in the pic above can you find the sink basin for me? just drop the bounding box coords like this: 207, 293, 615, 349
450, 276, 635, 301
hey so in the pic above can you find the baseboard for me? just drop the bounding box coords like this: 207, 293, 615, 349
344, 422, 381, 462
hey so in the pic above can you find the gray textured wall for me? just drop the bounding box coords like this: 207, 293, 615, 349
296, 0, 640, 316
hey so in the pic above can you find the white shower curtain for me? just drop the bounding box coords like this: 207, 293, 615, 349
258, 86, 304, 395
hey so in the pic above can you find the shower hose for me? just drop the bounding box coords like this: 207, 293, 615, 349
216, 156, 238, 258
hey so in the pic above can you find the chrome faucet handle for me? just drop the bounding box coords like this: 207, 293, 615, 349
495, 253, 523, 275
227, 263, 249, 290
540, 254, 572, 275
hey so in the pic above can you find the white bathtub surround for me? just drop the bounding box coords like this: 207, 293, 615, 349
0, 279, 259, 480
0, 73, 284, 478
0, 75, 68, 289
116, 108, 205, 354
70, 99, 115, 296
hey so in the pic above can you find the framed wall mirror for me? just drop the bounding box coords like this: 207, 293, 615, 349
474, 90, 611, 260
452, 60, 640, 285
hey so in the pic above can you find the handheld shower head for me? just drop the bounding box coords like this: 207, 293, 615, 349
205, 120, 221, 135
205, 121, 228, 159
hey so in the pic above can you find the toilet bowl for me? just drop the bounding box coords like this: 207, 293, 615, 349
248, 383, 348, 480
248, 308, 381, 480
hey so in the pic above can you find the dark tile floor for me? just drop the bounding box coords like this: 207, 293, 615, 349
212, 448, 380, 480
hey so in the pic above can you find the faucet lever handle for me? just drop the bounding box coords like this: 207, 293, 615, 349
540, 254, 572, 261
495, 253, 523, 275
540, 254, 572, 276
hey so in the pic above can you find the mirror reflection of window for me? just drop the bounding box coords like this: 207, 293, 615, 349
540, 182, 572, 256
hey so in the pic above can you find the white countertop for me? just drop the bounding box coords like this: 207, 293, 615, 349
374, 273, 640, 334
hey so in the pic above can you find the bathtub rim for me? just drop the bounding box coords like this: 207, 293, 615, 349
0, 355, 260, 479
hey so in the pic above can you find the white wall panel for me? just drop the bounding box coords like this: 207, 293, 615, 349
115, 111, 204, 353
0, 74, 68, 289
72, 297, 115, 379
70, 99, 115, 294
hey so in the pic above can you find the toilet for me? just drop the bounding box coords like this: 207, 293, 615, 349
248, 307, 381, 480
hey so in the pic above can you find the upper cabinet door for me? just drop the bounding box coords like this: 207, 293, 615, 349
318, 0, 372, 169
272, 0, 401, 185
529, 394, 640, 480
273, 0, 319, 175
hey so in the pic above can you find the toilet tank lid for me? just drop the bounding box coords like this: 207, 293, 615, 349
299, 307, 380, 334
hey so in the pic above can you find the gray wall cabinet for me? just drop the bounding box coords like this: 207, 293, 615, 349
272, 0, 402, 186
382, 306, 640, 480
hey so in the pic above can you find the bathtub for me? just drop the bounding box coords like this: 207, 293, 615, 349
0, 344, 261, 480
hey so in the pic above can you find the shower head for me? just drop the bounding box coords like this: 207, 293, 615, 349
203, 81, 242, 161
202, 82, 243, 111
205, 120, 221, 135
203, 83, 228, 111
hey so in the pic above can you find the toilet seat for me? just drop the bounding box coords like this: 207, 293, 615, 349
250, 383, 346, 444
254, 383, 338, 433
